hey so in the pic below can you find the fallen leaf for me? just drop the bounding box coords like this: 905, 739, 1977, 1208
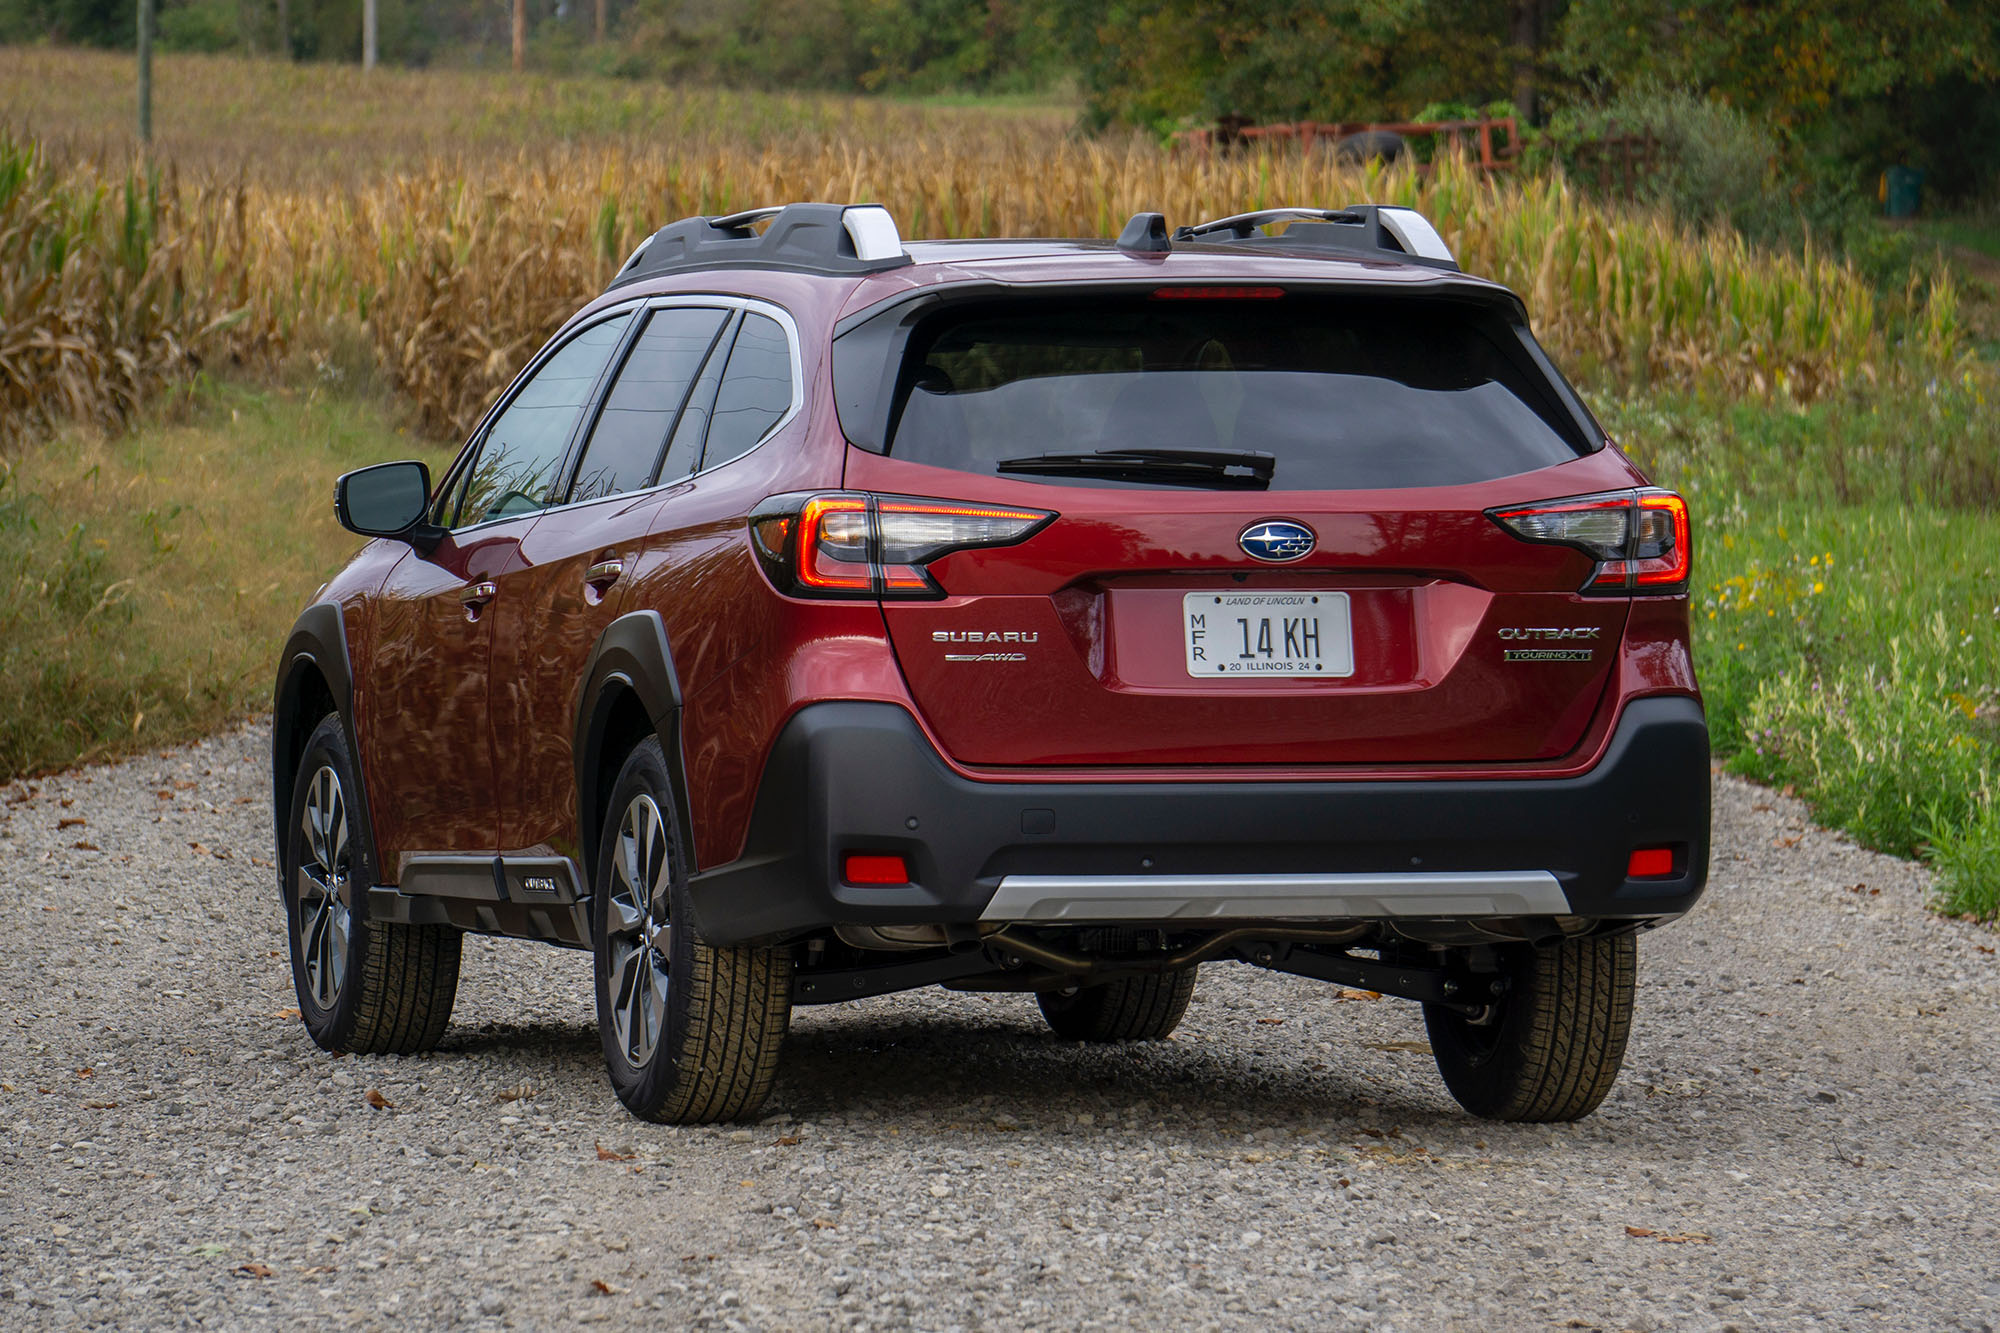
273, 1008, 300, 1020
251, 857, 274, 868
1978, 945, 1995, 955
1334, 988, 1381, 1002
57, 816, 85, 829
1256, 1018, 1285, 1025
363, 1089, 393, 1109
75, 1068, 94, 1079
595, 1142, 635, 1162
811, 1218, 837, 1230
497, 1083, 536, 1103
83, 1101, 118, 1110
773, 1134, 802, 1146
71, 841, 100, 852
1624, 1226, 1654, 1237
1363, 1040, 1432, 1054
189, 843, 211, 857
1773, 835, 1800, 848
590, 1279, 614, 1295
235, 1263, 274, 1279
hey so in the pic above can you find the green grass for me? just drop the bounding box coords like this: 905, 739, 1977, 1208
0, 374, 449, 780
1611, 388, 2000, 921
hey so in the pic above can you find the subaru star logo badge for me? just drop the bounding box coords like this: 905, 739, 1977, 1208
1239, 520, 1316, 563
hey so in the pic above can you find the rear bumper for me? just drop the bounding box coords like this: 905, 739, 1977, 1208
685, 696, 1710, 946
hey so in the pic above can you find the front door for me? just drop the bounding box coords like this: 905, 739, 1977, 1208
363, 308, 637, 879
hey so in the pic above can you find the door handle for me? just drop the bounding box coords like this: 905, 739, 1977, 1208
585, 558, 625, 592
459, 581, 498, 621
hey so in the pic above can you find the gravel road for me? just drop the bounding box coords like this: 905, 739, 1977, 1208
2, 722, 1996, 1331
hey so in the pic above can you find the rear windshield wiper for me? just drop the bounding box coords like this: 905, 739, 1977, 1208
995, 448, 1275, 490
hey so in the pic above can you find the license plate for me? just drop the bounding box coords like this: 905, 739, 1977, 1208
1183, 591, 1353, 677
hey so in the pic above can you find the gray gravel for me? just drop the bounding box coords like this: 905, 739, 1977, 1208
2, 722, 1997, 1332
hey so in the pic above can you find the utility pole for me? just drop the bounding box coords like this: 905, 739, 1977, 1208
512, 0, 526, 72
363, 0, 377, 70
276, 0, 289, 59
595, 0, 605, 45
136, 0, 153, 145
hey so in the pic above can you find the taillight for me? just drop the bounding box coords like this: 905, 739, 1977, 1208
1488, 488, 1691, 594
749, 492, 1055, 599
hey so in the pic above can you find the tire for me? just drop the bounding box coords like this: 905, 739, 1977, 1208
281, 714, 460, 1056
592, 737, 791, 1124
1424, 934, 1636, 1123
1331, 129, 1407, 164
1038, 970, 1197, 1042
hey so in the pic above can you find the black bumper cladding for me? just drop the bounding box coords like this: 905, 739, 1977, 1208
685, 697, 1711, 946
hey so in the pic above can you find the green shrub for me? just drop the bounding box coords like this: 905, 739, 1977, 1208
1930, 796, 2000, 921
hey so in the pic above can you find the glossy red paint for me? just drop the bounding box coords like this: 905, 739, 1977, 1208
362, 518, 535, 873
313, 240, 1699, 889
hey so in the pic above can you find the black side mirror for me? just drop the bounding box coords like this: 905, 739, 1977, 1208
335, 461, 443, 551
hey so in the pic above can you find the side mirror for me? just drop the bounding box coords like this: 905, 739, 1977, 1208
335, 461, 443, 550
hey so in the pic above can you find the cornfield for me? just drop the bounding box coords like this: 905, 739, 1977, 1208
0, 71, 1967, 449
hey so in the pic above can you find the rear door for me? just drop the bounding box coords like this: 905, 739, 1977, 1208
841, 289, 1629, 768
492, 302, 735, 859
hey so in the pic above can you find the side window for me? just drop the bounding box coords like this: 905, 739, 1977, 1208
569, 307, 728, 505
699, 313, 795, 470
450, 313, 632, 528
661, 312, 735, 477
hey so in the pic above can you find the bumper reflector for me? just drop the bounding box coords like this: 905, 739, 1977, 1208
843, 853, 911, 886
1627, 847, 1675, 878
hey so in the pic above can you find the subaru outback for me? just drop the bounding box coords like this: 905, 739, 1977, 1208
273, 202, 1709, 1124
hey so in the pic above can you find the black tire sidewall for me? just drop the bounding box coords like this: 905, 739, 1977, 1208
281, 714, 375, 1052
591, 737, 698, 1110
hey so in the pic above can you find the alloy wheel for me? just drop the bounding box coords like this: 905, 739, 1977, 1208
295, 764, 352, 1009
605, 793, 673, 1067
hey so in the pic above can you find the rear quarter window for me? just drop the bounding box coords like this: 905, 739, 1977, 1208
884, 295, 1589, 490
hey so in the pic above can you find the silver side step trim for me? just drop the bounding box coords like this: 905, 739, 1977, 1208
979, 871, 1569, 923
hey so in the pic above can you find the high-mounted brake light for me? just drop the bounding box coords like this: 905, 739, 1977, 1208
1151, 286, 1286, 300
1488, 488, 1691, 594
749, 492, 1055, 599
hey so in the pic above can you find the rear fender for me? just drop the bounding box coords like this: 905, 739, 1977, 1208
573, 610, 695, 895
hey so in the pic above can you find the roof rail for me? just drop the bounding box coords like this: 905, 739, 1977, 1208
608, 202, 911, 291
1173, 205, 1458, 270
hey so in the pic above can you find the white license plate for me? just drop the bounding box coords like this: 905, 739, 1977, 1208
1183, 591, 1353, 677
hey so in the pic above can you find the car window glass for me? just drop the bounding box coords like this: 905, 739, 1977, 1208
452, 313, 632, 527
887, 297, 1586, 491
661, 312, 735, 478
570, 308, 728, 505
700, 313, 794, 470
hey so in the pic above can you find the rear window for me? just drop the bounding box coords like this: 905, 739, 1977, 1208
884, 295, 1588, 490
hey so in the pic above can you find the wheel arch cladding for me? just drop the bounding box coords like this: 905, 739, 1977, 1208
273, 602, 378, 885
574, 610, 693, 893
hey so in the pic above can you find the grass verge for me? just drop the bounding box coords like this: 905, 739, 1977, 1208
1613, 391, 2000, 921
0, 375, 448, 780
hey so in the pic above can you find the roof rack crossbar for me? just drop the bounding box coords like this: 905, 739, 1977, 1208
606, 202, 912, 291
1170, 203, 1459, 270
1172, 208, 1361, 240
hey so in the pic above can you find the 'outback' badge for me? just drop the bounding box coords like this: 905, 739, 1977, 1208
1239, 520, 1315, 563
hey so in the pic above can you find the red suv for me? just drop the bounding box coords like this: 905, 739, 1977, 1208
273, 203, 1708, 1125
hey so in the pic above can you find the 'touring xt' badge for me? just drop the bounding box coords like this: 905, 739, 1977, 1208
1238, 520, 1316, 563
